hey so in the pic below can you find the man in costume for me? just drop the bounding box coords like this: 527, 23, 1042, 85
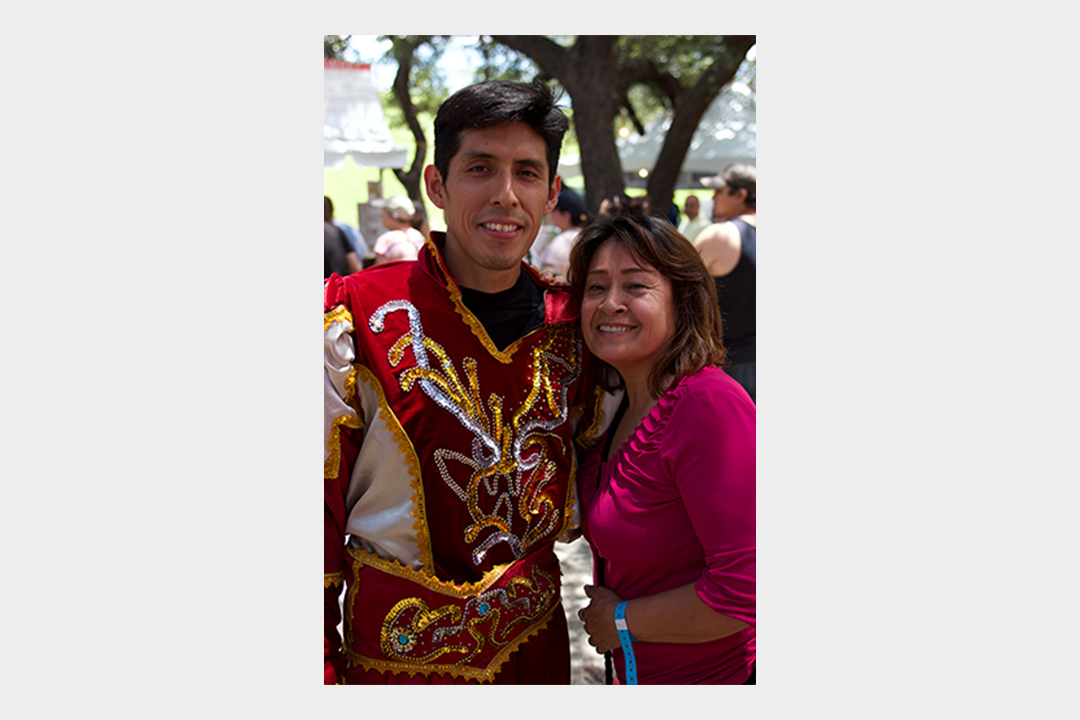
324, 80, 613, 684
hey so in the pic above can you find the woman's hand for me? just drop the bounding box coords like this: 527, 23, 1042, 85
578, 585, 624, 654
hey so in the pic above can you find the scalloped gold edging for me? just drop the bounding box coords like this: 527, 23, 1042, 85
430, 240, 532, 365
324, 411, 363, 480
324, 304, 353, 331
346, 545, 517, 597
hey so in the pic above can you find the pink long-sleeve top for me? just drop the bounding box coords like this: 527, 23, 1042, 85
579, 365, 756, 684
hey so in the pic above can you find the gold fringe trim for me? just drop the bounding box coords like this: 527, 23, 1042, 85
558, 451, 578, 537
431, 241, 537, 365
325, 304, 363, 481
324, 411, 363, 480
346, 545, 523, 597
324, 572, 345, 588
574, 387, 609, 452
324, 304, 353, 331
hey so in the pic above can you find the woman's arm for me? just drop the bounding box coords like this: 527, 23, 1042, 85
580, 583, 747, 653
580, 374, 756, 654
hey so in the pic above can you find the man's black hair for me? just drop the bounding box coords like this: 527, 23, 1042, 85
433, 80, 569, 189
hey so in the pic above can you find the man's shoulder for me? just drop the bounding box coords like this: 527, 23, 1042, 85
324, 261, 424, 310
694, 220, 740, 246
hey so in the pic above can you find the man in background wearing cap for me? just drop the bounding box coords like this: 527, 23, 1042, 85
536, 188, 589, 283
695, 163, 756, 401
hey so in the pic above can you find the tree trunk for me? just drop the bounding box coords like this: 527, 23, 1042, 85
491, 35, 625, 215
646, 36, 756, 219
389, 41, 427, 205
564, 38, 624, 215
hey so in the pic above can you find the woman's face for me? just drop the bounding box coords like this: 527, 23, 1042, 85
581, 240, 678, 381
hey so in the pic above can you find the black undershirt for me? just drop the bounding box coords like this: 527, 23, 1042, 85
458, 270, 547, 351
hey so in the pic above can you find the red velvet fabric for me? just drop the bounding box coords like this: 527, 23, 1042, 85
324, 237, 597, 684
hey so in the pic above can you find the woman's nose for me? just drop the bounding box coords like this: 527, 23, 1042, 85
599, 289, 625, 313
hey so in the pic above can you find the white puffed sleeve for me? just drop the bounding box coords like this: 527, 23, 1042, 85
324, 306, 361, 476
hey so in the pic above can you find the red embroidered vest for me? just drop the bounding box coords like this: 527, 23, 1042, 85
325, 235, 603, 681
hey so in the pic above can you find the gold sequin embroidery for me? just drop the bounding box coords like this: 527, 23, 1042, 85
343, 546, 559, 682
370, 300, 580, 566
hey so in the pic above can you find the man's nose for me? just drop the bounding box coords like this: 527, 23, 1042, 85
490, 170, 519, 207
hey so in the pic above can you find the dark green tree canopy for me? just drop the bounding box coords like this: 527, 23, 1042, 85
333, 35, 755, 218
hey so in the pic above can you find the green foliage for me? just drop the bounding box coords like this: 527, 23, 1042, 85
617, 36, 749, 118
324, 35, 353, 60
380, 35, 452, 114
473, 36, 540, 83
620, 36, 738, 70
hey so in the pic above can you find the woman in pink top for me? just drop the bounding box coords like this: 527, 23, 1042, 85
569, 215, 756, 684
373, 196, 427, 264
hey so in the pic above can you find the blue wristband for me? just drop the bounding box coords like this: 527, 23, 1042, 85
614, 600, 638, 685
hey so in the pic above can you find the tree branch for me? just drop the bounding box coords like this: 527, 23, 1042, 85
488, 35, 572, 80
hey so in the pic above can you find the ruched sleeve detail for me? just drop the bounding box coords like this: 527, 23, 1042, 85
658, 370, 756, 628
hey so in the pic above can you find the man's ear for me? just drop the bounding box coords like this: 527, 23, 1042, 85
424, 165, 447, 209
544, 174, 563, 216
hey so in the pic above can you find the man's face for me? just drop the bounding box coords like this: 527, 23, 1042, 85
712, 187, 741, 221
684, 196, 700, 220
425, 121, 560, 291
551, 208, 572, 232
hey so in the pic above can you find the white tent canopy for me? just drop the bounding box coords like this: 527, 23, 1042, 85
324, 59, 408, 169
557, 88, 755, 179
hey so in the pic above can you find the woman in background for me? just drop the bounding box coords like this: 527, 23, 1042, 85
373, 196, 426, 264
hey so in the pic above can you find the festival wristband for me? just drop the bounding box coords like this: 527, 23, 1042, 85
614, 600, 638, 685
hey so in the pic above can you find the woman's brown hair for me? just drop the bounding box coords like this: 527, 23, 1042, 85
568, 215, 727, 398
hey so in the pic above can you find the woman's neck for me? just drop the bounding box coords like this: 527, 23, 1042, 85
620, 369, 674, 419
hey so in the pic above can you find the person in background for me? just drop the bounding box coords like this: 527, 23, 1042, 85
408, 200, 432, 241
325, 212, 361, 279
570, 214, 756, 685
598, 193, 650, 220
695, 164, 756, 401
373, 195, 427, 264
537, 188, 589, 283
677, 194, 711, 243
326, 196, 371, 261
324, 80, 614, 686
